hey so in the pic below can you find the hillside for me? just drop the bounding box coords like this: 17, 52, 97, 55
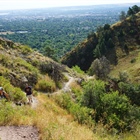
0, 6, 140, 139
61, 11, 140, 71
0, 37, 67, 90
0, 37, 115, 140
0, 37, 96, 140
0, 35, 140, 139
0, 36, 103, 140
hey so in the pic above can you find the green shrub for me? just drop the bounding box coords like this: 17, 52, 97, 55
81, 79, 140, 131
35, 76, 56, 92
101, 91, 131, 131
0, 101, 15, 125
0, 54, 10, 66
15, 58, 38, 73
81, 80, 105, 109
12, 88, 27, 103
69, 103, 93, 126
54, 93, 94, 127
0, 76, 26, 103
72, 65, 85, 74
19, 45, 33, 54
130, 58, 136, 63
54, 93, 72, 110
119, 82, 140, 106
70, 81, 83, 102
119, 71, 129, 82
0, 100, 36, 125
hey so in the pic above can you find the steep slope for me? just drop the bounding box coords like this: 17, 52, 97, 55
0, 38, 139, 140
109, 49, 140, 83
61, 12, 140, 71
0, 37, 97, 139
0, 37, 66, 90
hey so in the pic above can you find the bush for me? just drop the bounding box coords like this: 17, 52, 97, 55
88, 56, 110, 79
70, 81, 83, 102
72, 65, 85, 74
81, 80, 105, 109
101, 91, 131, 131
0, 76, 26, 103
12, 88, 27, 103
130, 58, 136, 63
54, 93, 94, 127
19, 45, 33, 55
81, 79, 140, 131
69, 103, 93, 125
35, 75, 56, 92
119, 71, 129, 82
119, 82, 140, 106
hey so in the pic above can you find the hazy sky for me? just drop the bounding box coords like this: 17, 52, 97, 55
0, 0, 140, 10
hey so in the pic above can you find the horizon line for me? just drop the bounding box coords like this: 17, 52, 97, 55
0, 2, 140, 11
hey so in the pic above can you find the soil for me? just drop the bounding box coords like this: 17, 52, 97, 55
0, 126, 39, 140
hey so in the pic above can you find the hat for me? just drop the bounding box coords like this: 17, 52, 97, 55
0, 87, 3, 90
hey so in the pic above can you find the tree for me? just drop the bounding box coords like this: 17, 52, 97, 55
132, 5, 140, 14
107, 38, 114, 48
88, 58, 101, 76
81, 80, 105, 109
103, 24, 110, 30
100, 56, 110, 78
119, 11, 126, 21
88, 56, 110, 79
42, 46, 56, 60
127, 7, 134, 16
126, 5, 140, 17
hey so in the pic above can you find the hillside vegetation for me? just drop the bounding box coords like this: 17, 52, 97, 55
0, 4, 125, 60
0, 37, 68, 104
0, 5, 140, 140
0, 37, 140, 140
61, 6, 140, 72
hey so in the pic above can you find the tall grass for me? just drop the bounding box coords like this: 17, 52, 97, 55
0, 93, 139, 140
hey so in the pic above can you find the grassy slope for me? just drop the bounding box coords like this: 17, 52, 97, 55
110, 49, 140, 83
2, 93, 139, 140
0, 38, 140, 140
1, 94, 96, 140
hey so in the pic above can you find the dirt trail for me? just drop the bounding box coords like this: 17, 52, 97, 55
0, 126, 39, 140
62, 76, 75, 93
52, 73, 76, 95
31, 96, 38, 109
0, 98, 39, 140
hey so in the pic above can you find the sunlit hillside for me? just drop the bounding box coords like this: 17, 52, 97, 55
61, 9, 140, 72
0, 5, 140, 140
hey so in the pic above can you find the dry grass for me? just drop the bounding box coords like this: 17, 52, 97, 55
31, 94, 95, 140
109, 49, 140, 83
1, 93, 139, 140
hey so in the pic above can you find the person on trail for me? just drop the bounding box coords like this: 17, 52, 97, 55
0, 87, 9, 101
24, 83, 33, 104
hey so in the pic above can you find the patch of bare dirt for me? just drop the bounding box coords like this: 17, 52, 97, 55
0, 126, 39, 140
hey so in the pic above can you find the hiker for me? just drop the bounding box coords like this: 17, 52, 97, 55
24, 83, 33, 104
0, 87, 9, 101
